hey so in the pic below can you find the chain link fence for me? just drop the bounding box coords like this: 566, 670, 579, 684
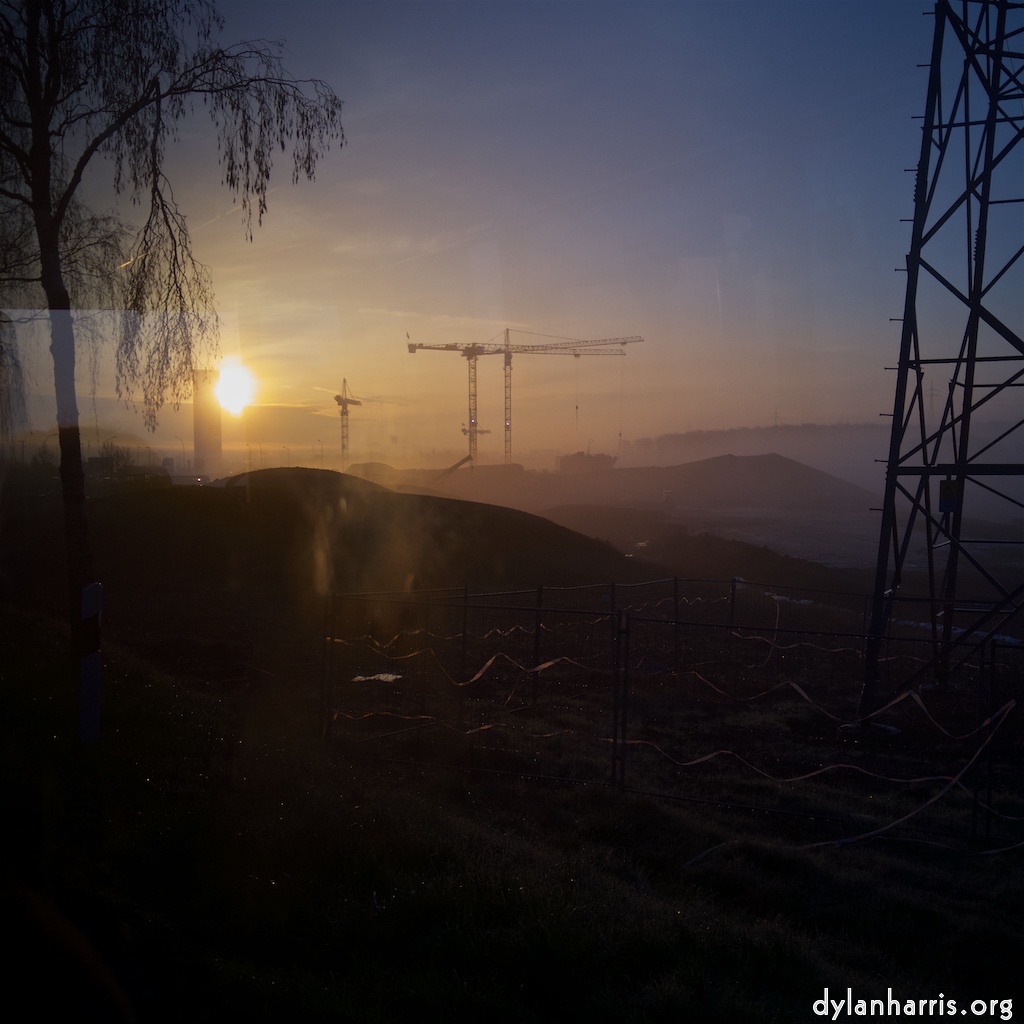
322, 580, 1024, 847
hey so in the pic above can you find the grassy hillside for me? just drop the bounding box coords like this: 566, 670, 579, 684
404, 452, 877, 515
542, 504, 873, 592
3, 463, 1021, 1022
1, 466, 662, 672
3, 604, 1021, 1023
367, 453, 884, 568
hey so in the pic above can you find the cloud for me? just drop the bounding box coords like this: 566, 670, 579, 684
357, 307, 532, 334
328, 222, 494, 265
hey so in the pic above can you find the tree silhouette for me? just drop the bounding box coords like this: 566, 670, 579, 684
97, 439, 135, 476
0, 0, 344, 735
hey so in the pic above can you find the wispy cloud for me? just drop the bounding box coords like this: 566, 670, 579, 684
357, 307, 532, 334
328, 222, 494, 265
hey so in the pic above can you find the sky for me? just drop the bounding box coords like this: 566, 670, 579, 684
18, 0, 935, 470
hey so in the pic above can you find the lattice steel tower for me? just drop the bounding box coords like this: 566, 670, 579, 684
861, 0, 1024, 716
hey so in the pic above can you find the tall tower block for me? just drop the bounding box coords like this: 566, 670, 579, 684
861, 0, 1024, 715
193, 369, 222, 476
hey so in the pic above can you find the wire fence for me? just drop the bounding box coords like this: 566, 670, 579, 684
322, 578, 1024, 851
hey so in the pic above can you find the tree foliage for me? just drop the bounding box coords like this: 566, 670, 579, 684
0, 0, 344, 426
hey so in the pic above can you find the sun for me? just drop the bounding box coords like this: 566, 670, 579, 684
214, 359, 256, 415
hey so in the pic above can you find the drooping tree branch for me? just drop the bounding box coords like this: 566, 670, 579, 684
0, 0, 345, 736
2, 0, 345, 427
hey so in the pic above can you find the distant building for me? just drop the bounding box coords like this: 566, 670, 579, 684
558, 451, 616, 474
86, 455, 114, 479
193, 369, 222, 475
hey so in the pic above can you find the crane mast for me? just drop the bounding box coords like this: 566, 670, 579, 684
333, 379, 362, 471
408, 329, 643, 464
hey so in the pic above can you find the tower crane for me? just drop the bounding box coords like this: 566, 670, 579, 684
333, 379, 361, 470
408, 329, 643, 464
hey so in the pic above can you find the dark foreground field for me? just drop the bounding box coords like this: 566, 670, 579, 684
2, 468, 1022, 1021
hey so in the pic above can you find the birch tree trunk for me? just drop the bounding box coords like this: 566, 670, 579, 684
40, 251, 100, 741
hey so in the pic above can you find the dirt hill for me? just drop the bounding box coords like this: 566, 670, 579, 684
359, 453, 882, 568
357, 452, 878, 525
541, 503, 873, 592
398, 452, 876, 514
1, 462, 886, 680
0, 466, 664, 675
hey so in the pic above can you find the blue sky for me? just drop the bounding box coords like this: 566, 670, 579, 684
24, 0, 937, 467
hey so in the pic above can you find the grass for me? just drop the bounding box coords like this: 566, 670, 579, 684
2, 468, 1022, 1020
3, 601, 1023, 1023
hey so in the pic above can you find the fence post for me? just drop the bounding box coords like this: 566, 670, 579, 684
419, 596, 430, 718
610, 609, 620, 784
78, 583, 102, 743
610, 609, 630, 787
973, 641, 995, 843
460, 584, 469, 678
320, 594, 332, 740
459, 584, 469, 726
672, 576, 680, 675
532, 585, 543, 705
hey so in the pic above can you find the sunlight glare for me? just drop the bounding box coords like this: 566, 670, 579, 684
215, 359, 256, 415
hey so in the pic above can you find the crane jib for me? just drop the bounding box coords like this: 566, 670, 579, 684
407, 330, 644, 465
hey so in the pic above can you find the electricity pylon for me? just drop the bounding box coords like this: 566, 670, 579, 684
860, 0, 1024, 717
